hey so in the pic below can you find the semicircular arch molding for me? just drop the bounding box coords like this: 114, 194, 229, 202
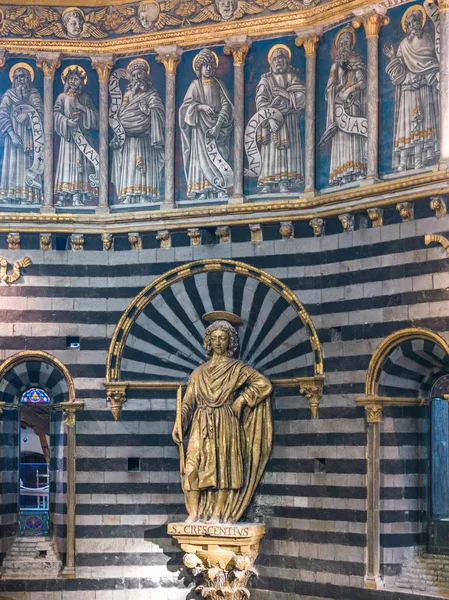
0, 350, 75, 405
106, 259, 323, 384
366, 328, 449, 398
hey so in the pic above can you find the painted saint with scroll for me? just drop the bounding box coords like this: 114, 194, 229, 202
110, 58, 165, 204
172, 312, 272, 524
54, 65, 99, 207
0, 63, 44, 205
383, 5, 440, 172
179, 49, 234, 201
255, 44, 305, 194
319, 27, 367, 186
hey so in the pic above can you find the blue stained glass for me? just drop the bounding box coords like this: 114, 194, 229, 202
20, 388, 50, 404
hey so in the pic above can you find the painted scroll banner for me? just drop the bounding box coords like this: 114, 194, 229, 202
71, 125, 100, 188
424, 0, 440, 61
244, 107, 283, 177
108, 69, 128, 148
319, 99, 367, 147
13, 104, 44, 190
205, 129, 233, 190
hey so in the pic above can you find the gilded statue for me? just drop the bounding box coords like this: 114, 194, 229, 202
172, 312, 272, 524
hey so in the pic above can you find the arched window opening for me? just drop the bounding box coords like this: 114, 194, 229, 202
429, 374, 449, 554
18, 388, 51, 536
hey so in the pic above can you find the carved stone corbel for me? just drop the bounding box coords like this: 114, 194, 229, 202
299, 377, 324, 419
367, 208, 383, 227
309, 217, 324, 237
338, 213, 354, 232
7, 232, 20, 250
128, 233, 142, 250
105, 384, 128, 421
156, 230, 171, 249
40, 233, 52, 251
396, 202, 414, 222
188, 228, 201, 246
364, 404, 382, 423
430, 196, 447, 217
216, 226, 230, 243
249, 224, 262, 243
279, 221, 294, 240
71, 234, 84, 251
101, 233, 113, 251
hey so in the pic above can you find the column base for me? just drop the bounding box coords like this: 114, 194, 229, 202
360, 176, 381, 186
40, 205, 56, 214
438, 159, 449, 172
228, 194, 246, 204
61, 566, 76, 578
300, 189, 319, 199
160, 200, 177, 211
95, 205, 110, 215
364, 575, 384, 589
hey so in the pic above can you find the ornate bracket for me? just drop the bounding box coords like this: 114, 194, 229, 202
0, 256, 32, 284
276, 375, 324, 419
60, 401, 84, 426
105, 383, 129, 421
356, 395, 429, 423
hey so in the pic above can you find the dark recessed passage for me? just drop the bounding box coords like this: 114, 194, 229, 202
314, 458, 326, 474
66, 336, 80, 350
128, 457, 141, 472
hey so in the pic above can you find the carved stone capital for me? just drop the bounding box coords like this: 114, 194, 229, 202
156, 230, 171, 248
338, 213, 354, 232
430, 196, 447, 217
279, 221, 294, 240
156, 53, 181, 75
128, 232, 142, 250
101, 233, 113, 251
216, 226, 230, 243
309, 217, 324, 237
353, 11, 389, 38
40, 233, 52, 251
249, 223, 263, 243
365, 404, 382, 423
106, 384, 127, 421
0, 401, 5, 416
299, 381, 323, 419
60, 401, 84, 427
7, 232, 20, 250
396, 202, 414, 222
439, 0, 449, 11
36, 53, 61, 79
91, 55, 115, 82
71, 234, 84, 251
224, 42, 250, 66
295, 35, 320, 57
367, 208, 383, 227
187, 228, 201, 246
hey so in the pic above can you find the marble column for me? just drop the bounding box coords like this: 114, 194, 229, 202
224, 37, 250, 204
92, 56, 115, 214
439, 0, 449, 170
156, 46, 182, 210
36, 53, 61, 214
296, 33, 320, 196
364, 405, 382, 589
353, 10, 389, 183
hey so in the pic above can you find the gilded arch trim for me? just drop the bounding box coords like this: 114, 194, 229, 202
365, 327, 449, 397
0, 349, 76, 403
106, 258, 323, 382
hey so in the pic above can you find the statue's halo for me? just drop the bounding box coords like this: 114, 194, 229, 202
203, 311, 242, 325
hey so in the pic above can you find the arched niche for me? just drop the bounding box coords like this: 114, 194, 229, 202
356, 328, 449, 590
105, 258, 324, 420
0, 351, 83, 578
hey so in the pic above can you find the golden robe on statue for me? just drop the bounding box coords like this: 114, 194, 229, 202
180, 357, 272, 523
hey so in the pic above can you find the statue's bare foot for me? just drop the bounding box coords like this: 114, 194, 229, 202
206, 515, 220, 524
185, 514, 198, 523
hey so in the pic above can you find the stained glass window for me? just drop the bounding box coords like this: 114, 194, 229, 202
20, 388, 50, 404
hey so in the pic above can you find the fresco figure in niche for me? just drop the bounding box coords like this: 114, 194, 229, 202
179, 49, 234, 201
255, 44, 305, 194
0, 63, 44, 204
172, 313, 272, 524
54, 65, 99, 207
320, 27, 367, 186
383, 5, 440, 172
110, 59, 165, 204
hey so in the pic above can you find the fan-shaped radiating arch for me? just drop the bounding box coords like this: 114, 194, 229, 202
107, 259, 323, 383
